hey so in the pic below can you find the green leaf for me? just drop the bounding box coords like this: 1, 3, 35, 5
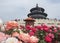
38, 40, 46, 43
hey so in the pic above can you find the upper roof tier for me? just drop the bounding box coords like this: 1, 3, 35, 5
30, 4, 45, 13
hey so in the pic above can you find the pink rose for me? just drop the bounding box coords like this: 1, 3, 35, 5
5, 25, 12, 30
49, 29, 52, 33
0, 32, 6, 42
18, 41, 22, 43
5, 34, 11, 38
18, 33, 30, 43
54, 29, 58, 33
30, 36, 39, 43
12, 32, 19, 37
41, 23, 48, 28
6, 21, 18, 30
48, 33, 54, 39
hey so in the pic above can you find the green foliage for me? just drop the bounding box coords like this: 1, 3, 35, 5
37, 30, 46, 43
5, 29, 13, 35
13, 29, 20, 34
5, 29, 20, 35
37, 30, 46, 40
38, 40, 46, 43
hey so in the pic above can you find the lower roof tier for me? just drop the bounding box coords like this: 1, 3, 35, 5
27, 12, 47, 19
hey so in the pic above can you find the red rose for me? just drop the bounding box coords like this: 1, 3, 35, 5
29, 31, 34, 36
26, 25, 31, 30
43, 28, 49, 32
45, 36, 52, 42
30, 27, 36, 33
35, 25, 42, 30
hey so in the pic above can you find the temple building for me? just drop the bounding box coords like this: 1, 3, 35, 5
27, 4, 47, 19
17, 4, 60, 27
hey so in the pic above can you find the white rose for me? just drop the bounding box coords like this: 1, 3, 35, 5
1, 26, 5, 31
5, 37, 18, 43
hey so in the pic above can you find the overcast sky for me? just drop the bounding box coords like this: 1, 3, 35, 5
0, 0, 60, 21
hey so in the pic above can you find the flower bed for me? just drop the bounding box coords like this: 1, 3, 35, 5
0, 21, 60, 43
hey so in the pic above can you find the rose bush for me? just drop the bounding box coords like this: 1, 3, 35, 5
0, 20, 60, 43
